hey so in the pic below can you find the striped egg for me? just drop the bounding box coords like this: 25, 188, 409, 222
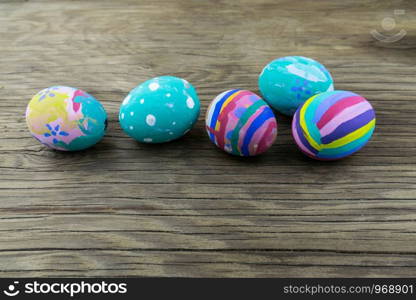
292, 90, 376, 160
205, 89, 278, 156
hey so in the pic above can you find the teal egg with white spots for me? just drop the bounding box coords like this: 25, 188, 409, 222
119, 76, 200, 143
258, 56, 334, 116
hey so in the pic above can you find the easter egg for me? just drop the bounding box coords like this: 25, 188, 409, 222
119, 76, 200, 143
292, 90, 376, 160
205, 89, 278, 156
258, 56, 334, 116
26, 86, 107, 151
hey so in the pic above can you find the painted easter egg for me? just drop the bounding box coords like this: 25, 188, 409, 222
119, 76, 200, 143
292, 90, 376, 160
26, 86, 107, 151
205, 89, 278, 156
258, 56, 334, 116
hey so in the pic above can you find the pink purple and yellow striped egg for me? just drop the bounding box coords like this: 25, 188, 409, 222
205, 89, 278, 156
292, 90, 376, 160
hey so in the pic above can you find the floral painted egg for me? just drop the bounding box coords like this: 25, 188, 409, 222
205, 89, 278, 156
26, 86, 107, 151
258, 56, 334, 116
292, 90, 376, 160
119, 76, 200, 143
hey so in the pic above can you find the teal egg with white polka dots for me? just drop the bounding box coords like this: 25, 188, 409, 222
119, 76, 200, 143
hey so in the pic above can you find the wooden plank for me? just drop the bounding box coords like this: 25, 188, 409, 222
0, 0, 415, 277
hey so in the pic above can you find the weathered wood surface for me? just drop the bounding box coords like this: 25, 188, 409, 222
0, 0, 415, 277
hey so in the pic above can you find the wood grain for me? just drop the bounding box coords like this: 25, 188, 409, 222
0, 0, 415, 277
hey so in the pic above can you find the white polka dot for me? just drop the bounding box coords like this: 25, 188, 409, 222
172, 121, 176, 125
140, 98, 145, 104
130, 111, 134, 116
149, 82, 159, 91
186, 96, 195, 109
169, 132, 174, 135
121, 113, 125, 119
166, 93, 171, 97
144, 138, 153, 142
167, 103, 174, 108
129, 125, 134, 130
182, 79, 190, 88
122, 95, 131, 106
146, 114, 156, 126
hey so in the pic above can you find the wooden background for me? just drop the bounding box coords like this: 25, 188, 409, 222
0, 0, 415, 277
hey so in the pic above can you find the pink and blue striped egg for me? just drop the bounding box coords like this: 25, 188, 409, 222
292, 90, 376, 160
205, 89, 278, 156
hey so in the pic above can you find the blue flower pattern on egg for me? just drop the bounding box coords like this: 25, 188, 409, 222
37, 86, 60, 102
43, 124, 70, 144
258, 56, 334, 116
26, 86, 108, 151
